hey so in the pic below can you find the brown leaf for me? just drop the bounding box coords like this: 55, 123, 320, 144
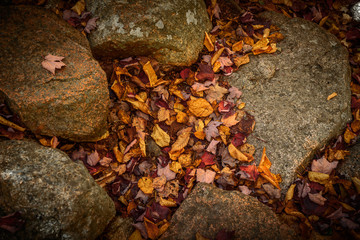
71, 0, 85, 15
151, 124, 170, 147
41, 54, 66, 75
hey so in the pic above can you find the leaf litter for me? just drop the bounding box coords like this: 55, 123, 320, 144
1, 0, 359, 239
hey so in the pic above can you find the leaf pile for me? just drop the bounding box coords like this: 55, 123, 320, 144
63, 8, 285, 238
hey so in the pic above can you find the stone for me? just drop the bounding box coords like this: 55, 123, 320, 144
337, 143, 360, 179
98, 216, 134, 240
160, 183, 298, 240
0, 140, 116, 240
86, 0, 212, 66
226, 11, 351, 190
0, 6, 110, 142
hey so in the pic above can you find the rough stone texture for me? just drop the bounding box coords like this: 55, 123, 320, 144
160, 183, 298, 240
227, 11, 351, 190
338, 143, 360, 179
0, 6, 110, 142
86, 0, 212, 66
0, 140, 116, 240
98, 216, 134, 240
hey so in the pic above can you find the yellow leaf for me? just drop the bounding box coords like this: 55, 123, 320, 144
178, 153, 192, 167
111, 80, 125, 100
113, 146, 124, 163
176, 111, 188, 123
243, 36, 254, 46
129, 229, 143, 240
125, 98, 154, 116
138, 177, 154, 195
339, 201, 355, 211
158, 107, 171, 122
151, 124, 170, 147
115, 66, 132, 77
143, 61, 158, 87
117, 109, 131, 124
204, 32, 215, 52
211, 47, 225, 66
218, 125, 230, 144
258, 147, 280, 189
212, 61, 221, 73
169, 127, 192, 156
252, 37, 269, 51
308, 171, 329, 184
139, 137, 146, 157
39, 138, 50, 147
285, 184, 296, 203
344, 128, 356, 144
263, 28, 270, 38
228, 143, 249, 162
221, 112, 239, 127
71, 0, 85, 15
174, 102, 186, 112
232, 41, 243, 52
159, 197, 177, 207
169, 85, 185, 100
327, 92, 337, 100
233, 54, 250, 67
170, 161, 182, 174
187, 98, 213, 117
0, 115, 25, 131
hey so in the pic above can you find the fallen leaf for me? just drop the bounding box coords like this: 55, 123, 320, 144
204, 121, 222, 141
71, 0, 85, 15
351, 177, 360, 194
157, 164, 176, 181
308, 171, 329, 184
125, 98, 154, 116
87, 150, 100, 166
170, 161, 182, 174
263, 183, 281, 199
144, 217, 159, 240
205, 84, 228, 103
233, 54, 250, 68
153, 176, 167, 192
187, 98, 213, 117
232, 41, 244, 52
151, 124, 170, 147
285, 183, 296, 203
41, 54, 66, 75
238, 164, 259, 181
221, 112, 239, 127
196, 168, 216, 183
159, 197, 177, 207
206, 139, 220, 154
0, 116, 25, 131
201, 151, 216, 165
238, 185, 251, 195
211, 47, 225, 66
138, 177, 154, 195
327, 92, 337, 100
258, 147, 280, 189
143, 61, 158, 87
204, 32, 215, 52
84, 17, 98, 33
311, 156, 338, 174
228, 143, 249, 162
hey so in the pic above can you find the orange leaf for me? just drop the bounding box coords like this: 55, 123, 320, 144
204, 32, 215, 52
232, 41, 243, 52
144, 217, 159, 240
258, 147, 280, 189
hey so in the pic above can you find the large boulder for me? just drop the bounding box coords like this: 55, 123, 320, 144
0, 140, 116, 240
0, 6, 110, 142
226, 11, 351, 190
160, 183, 298, 240
86, 0, 212, 66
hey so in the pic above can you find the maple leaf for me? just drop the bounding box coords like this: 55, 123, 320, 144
41, 54, 66, 75
311, 156, 338, 174
196, 168, 216, 183
204, 120, 222, 141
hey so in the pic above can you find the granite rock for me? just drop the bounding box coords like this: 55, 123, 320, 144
86, 0, 212, 66
160, 183, 298, 240
227, 11, 351, 190
0, 6, 110, 142
0, 140, 116, 240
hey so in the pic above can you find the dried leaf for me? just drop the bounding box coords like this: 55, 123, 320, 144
204, 121, 222, 142
125, 98, 154, 116
84, 17, 98, 33
221, 112, 239, 127
327, 92, 337, 100
87, 150, 100, 166
308, 171, 329, 184
238, 185, 252, 195
151, 124, 170, 147
308, 193, 327, 206
258, 147, 280, 189
158, 107, 171, 122
285, 183, 296, 203
41, 54, 66, 75
211, 47, 225, 66
351, 177, 360, 194
228, 143, 249, 162
138, 177, 154, 195
233, 54, 250, 68
206, 140, 219, 154
159, 197, 177, 207
71, 0, 85, 15
143, 61, 158, 87
311, 156, 338, 174
205, 84, 228, 103
157, 164, 176, 181
204, 32, 215, 52
187, 98, 213, 117
196, 168, 216, 183
144, 217, 159, 240
232, 41, 244, 52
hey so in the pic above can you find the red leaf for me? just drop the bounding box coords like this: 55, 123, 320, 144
0, 212, 25, 233
201, 152, 215, 166
238, 164, 259, 181
180, 68, 190, 79
196, 63, 214, 81
231, 133, 247, 147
